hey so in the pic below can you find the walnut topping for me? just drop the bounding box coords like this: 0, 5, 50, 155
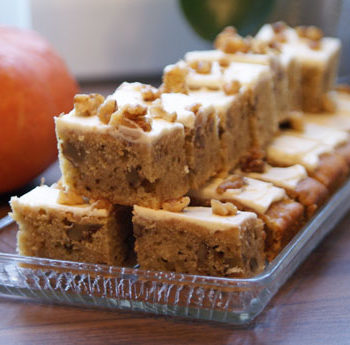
272, 21, 287, 34
162, 196, 190, 212
140, 84, 160, 102
267, 40, 282, 52
74, 93, 105, 117
223, 80, 241, 95
211, 199, 238, 216
296, 25, 323, 41
216, 175, 246, 194
218, 57, 230, 67
185, 102, 201, 115
110, 103, 152, 132
275, 32, 287, 43
97, 99, 117, 124
189, 60, 212, 74
162, 61, 189, 94
57, 189, 85, 206
214, 26, 250, 54
240, 149, 265, 173
308, 39, 321, 50
149, 99, 177, 122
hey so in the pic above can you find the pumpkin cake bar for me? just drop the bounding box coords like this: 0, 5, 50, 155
162, 61, 252, 172
256, 22, 341, 112
185, 29, 298, 122
243, 164, 328, 218
133, 201, 265, 278
189, 175, 304, 260
153, 91, 221, 189
10, 185, 133, 266
184, 58, 278, 150
55, 86, 189, 208
266, 133, 349, 192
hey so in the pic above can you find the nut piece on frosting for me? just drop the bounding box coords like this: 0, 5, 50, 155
189, 60, 212, 74
97, 98, 118, 124
211, 199, 238, 216
140, 84, 160, 102
216, 175, 246, 194
162, 60, 189, 94
149, 99, 177, 122
109, 103, 152, 132
162, 196, 190, 212
214, 26, 250, 54
57, 188, 85, 206
240, 149, 266, 173
74, 93, 105, 117
271, 21, 287, 34
223, 80, 241, 95
295, 25, 323, 41
185, 102, 202, 115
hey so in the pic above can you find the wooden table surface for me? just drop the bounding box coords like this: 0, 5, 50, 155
1, 82, 350, 345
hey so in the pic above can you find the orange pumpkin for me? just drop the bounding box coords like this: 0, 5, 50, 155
0, 26, 78, 194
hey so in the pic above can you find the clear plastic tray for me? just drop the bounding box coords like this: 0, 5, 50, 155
1, 180, 350, 324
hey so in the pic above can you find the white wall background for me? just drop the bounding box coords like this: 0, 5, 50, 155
30, 0, 210, 80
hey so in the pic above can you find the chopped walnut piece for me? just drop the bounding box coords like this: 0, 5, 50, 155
185, 102, 201, 115
149, 99, 177, 122
189, 60, 212, 74
214, 27, 250, 54
162, 196, 190, 212
110, 103, 152, 132
275, 32, 287, 43
268, 40, 282, 52
162, 61, 189, 94
218, 57, 230, 68
336, 84, 350, 94
140, 84, 160, 102
216, 175, 246, 194
308, 40, 321, 50
223, 80, 241, 95
296, 25, 323, 41
249, 39, 268, 54
240, 149, 265, 173
211, 199, 238, 216
74, 93, 105, 117
272, 21, 287, 34
57, 189, 85, 206
97, 99, 117, 124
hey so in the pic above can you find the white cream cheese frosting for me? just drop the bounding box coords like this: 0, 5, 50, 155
190, 176, 286, 215
160, 93, 214, 129
243, 164, 307, 191
10, 186, 108, 217
134, 205, 257, 233
285, 123, 349, 149
55, 111, 183, 144
256, 24, 341, 64
267, 134, 332, 171
187, 61, 223, 90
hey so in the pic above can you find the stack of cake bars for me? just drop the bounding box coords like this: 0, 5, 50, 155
10, 22, 350, 278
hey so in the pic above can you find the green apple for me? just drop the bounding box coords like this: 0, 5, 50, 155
179, 0, 276, 40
